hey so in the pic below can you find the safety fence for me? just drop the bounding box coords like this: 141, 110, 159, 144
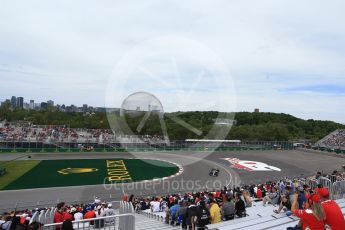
0, 140, 308, 153
27, 201, 135, 230
297, 177, 345, 200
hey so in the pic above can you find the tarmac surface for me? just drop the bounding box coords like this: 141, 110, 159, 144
0, 149, 344, 211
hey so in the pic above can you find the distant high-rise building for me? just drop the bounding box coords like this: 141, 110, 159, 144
11, 96, 16, 108
83, 104, 88, 113
254, 108, 260, 113
16, 97, 24, 108
29, 100, 35, 110
41, 102, 48, 110
47, 100, 54, 106
34, 103, 41, 110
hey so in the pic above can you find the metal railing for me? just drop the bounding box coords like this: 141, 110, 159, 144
332, 181, 345, 200
298, 177, 345, 200
0, 140, 301, 153
42, 214, 135, 230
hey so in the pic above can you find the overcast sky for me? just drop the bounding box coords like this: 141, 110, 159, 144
0, 0, 344, 123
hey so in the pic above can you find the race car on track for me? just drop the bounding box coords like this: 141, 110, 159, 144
209, 168, 220, 177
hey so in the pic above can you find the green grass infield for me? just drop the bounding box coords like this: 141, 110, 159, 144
1, 158, 179, 190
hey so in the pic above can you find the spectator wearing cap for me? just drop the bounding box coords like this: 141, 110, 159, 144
105, 204, 115, 225
208, 199, 221, 224
290, 192, 326, 230
316, 187, 345, 230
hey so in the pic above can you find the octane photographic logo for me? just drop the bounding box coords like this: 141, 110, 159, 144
105, 36, 237, 167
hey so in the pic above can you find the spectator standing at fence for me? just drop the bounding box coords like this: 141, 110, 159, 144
54, 202, 68, 230
316, 187, 345, 230
105, 204, 115, 225
290, 192, 326, 230
83, 207, 95, 220
94, 206, 105, 229
315, 172, 322, 184
72, 208, 85, 229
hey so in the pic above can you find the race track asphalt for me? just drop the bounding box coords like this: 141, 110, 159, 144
0, 149, 344, 212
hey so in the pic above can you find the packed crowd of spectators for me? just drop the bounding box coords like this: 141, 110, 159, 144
120, 170, 345, 230
319, 129, 345, 149
1, 170, 345, 230
0, 122, 165, 144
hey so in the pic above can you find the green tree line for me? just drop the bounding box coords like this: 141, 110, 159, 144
0, 102, 344, 142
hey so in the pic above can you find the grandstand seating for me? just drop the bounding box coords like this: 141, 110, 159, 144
134, 198, 345, 229
317, 129, 345, 149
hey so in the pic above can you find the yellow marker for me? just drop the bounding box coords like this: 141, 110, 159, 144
58, 168, 98, 175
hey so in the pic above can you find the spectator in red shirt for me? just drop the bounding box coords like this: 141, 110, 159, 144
256, 187, 263, 199
290, 192, 326, 230
83, 209, 95, 220
54, 203, 66, 230
122, 194, 129, 202
316, 187, 345, 230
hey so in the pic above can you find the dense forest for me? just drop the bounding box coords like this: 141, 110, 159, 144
0, 102, 344, 142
